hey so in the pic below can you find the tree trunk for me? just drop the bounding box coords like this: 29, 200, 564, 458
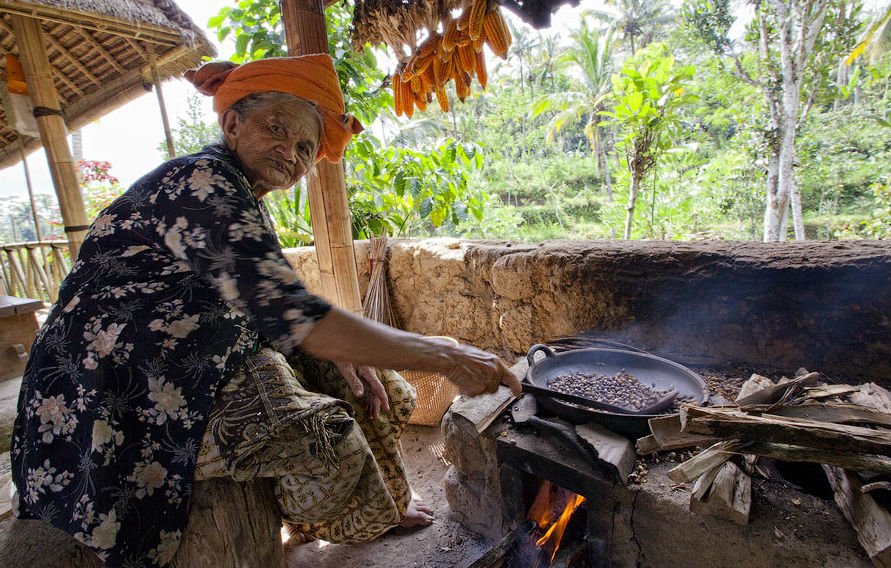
762, 0, 829, 241
762, 151, 783, 241
594, 127, 613, 201
624, 173, 641, 239
791, 174, 806, 240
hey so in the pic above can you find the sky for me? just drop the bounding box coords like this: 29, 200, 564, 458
0, 0, 740, 204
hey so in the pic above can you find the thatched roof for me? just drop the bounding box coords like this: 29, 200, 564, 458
0, 0, 216, 170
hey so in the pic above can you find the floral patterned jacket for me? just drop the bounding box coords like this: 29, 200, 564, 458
11, 145, 331, 567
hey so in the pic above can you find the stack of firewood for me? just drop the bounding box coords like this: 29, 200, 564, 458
636, 371, 891, 566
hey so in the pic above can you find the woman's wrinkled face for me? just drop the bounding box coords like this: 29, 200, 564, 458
221, 96, 321, 198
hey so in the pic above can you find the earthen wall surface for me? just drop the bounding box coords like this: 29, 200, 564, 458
284, 238, 891, 380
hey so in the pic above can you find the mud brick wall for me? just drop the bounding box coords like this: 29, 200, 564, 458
284, 239, 891, 380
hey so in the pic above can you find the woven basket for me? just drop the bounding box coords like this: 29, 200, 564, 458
402, 336, 460, 426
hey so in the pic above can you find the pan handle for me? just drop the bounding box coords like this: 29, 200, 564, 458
526, 344, 555, 367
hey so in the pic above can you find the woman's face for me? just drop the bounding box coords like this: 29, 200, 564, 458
221, 96, 321, 198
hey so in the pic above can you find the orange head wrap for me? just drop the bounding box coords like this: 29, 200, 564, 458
184, 54, 364, 163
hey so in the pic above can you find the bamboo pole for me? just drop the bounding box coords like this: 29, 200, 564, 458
11, 15, 90, 259
20, 147, 43, 242
280, 0, 362, 314
148, 44, 176, 159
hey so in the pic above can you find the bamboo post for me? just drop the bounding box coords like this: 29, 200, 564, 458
10, 15, 90, 259
20, 148, 43, 242
148, 44, 176, 159
280, 0, 363, 314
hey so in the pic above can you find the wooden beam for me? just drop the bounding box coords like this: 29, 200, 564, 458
10, 15, 89, 258
680, 405, 891, 456
281, 0, 363, 314
44, 32, 103, 88
0, 17, 80, 99
123, 37, 149, 61
78, 28, 126, 75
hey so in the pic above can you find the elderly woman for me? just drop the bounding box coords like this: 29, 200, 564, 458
10, 54, 521, 568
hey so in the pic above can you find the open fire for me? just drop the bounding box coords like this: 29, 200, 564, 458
521, 480, 588, 567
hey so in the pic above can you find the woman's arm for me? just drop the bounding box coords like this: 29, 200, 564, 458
301, 307, 522, 397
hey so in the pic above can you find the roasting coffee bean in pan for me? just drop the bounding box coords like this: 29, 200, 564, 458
547, 369, 677, 412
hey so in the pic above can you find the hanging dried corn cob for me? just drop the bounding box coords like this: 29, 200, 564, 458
390, 0, 512, 117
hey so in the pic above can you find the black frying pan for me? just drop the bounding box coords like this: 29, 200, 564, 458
524, 344, 709, 438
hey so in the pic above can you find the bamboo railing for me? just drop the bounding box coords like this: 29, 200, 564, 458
1, 241, 70, 303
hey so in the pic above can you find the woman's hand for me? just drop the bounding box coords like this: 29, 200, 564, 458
438, 340, 522, 397
335, 361, 390, 420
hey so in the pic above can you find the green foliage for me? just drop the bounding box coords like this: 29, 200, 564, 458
208, 0, 388, 127
836, 182, 891, 238
187, 1, 889, 245
159, 94, 220, 158
603, 43, 697, 173
347, 135, 486, 237
680, 0, 734, 54
78, 160, 125, 219
263, 185, 314, 247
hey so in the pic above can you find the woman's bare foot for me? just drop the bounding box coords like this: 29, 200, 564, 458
281, 522, 314, 546
399, 496, 434, 528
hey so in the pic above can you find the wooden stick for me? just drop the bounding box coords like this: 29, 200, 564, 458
823, 466, 891, 567
680, 405, 891, 456
743, 401, 891, 427
667, 440, 745, 484
148, 44, 176, 159
690, 460, 751, 525
803, 384, 862, 400
642, 413, 719, 452
733, 372, 821, 406
736, 442, 891, 475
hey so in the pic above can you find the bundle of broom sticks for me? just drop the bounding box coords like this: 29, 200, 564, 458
362, 236, 397, 328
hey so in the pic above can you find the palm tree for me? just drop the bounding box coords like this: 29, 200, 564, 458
534, 19, 617, 199
592, 0, 675, 55
508, 20, 540, 99
848, 2, 891, 64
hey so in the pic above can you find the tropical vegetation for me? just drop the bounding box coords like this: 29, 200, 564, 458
2, 0, 888, 246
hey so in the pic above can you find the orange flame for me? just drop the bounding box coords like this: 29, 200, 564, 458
528, 480, 554, 528
526, 481, 586, 565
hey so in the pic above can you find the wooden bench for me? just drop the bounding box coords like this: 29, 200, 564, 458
0, 477, 284, 567
0, 295, 44, 381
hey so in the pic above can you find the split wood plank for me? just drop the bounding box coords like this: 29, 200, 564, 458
742, 401, 891, 427
803, 384, 863, 400
635, 413, 718, 454
849, 383, 891, 415
736, 373, 775, 401
823, 465, 891, 568
690, 460, 751, 525
742, 442, 891, 475
635, 435, 660, 455
680, 405, 891, 456
734, 372, 821, 406
667, 440, 745, 484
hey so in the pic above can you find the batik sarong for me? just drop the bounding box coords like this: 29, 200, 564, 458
194, 347, 417, 543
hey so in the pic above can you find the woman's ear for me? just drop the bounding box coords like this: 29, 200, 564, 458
219, 109, 240, 149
